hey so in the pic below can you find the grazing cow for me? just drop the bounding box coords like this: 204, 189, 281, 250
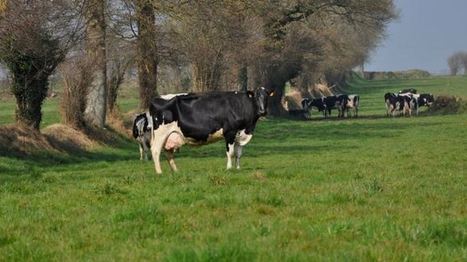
385, 93, 413, 117
417, 93, 434, 107
342, 94, 360, 118
301, 95, 347, 118
148, 87, 272, 174
325, 95, 349, 117
409, 93, 434, 115
132, 112, 152, 160
301, 97, 326, 117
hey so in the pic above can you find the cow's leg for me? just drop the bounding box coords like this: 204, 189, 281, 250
139, 144, 144, 160
235, 143, 243, 169
142, 141, 149, 160
150, 129, 173, 175
165, 149, 178, 172
226, 143, 235, 169
150, 138, 164, 174
224, 132, 236, 170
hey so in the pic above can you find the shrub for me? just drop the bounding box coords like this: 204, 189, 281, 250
428, 96, 466, 114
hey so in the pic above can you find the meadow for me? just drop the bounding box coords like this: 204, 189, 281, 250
0, 76, 466, 261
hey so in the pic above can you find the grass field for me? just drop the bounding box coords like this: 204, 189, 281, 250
0, 76, 466, 261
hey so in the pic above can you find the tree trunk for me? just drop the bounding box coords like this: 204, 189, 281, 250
136, 0, 158, 110
238, 65, 248, 92
107, 61, 127, 114
84, 0, 107, 128
11, 73, 49, 129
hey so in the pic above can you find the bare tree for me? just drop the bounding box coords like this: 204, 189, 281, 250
0, 0, 82, 129
84, 0, 108, 128
448, 53, 461, 76
107, 34, 134, 113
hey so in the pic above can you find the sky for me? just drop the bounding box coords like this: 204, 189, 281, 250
366, 0, 467, 74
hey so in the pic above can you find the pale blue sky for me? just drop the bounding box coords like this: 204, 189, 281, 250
366, 0, 467, 74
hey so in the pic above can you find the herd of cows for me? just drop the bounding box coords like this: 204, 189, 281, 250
132, 87, 434, 174
384, 89, 434, 117
299, 88, 434, 118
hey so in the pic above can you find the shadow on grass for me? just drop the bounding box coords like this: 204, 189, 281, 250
160, 118, 445, 160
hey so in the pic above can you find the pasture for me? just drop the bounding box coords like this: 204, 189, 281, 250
0, 76, 466, 261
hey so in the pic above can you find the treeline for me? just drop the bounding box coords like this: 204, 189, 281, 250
0, 0, 397, 130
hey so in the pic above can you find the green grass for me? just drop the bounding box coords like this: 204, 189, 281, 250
0, 76, 466, 261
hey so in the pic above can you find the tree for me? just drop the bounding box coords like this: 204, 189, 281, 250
448, 52, 467, 76
134, 0, 159, 110
84, 0, 108, 128
0, 0, 81, 129
107, 35, 134, 113
256, 0, 397, 115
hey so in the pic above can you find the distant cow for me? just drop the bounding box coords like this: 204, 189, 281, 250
148, 87, 272, 174
301, 95, 348, 118
301, 97, 326, 117
384, 93, 397, 116
343, 94, 360, 118
417, 93, 434, 107
132, 112, 152, 160
385, 93, 413, 117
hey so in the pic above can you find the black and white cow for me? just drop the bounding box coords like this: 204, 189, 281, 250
148, 87, 272, 174
301, 95, 348, 118
415, 93, 435, 107
385, 92, 413, 117
342, 94, 360, 118
384, 93, 397, 116
301, 97, 326, 117
132, 112, 152, 160
131, 93, 189, 160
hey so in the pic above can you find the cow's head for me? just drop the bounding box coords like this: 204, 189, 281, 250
426, 94, 434, 106
254, 87, 272, 116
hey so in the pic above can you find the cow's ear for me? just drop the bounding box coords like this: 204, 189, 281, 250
247, 91, 254, 98
269, 91, 275, 97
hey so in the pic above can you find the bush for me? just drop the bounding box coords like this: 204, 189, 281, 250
427, 96, 466, 114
